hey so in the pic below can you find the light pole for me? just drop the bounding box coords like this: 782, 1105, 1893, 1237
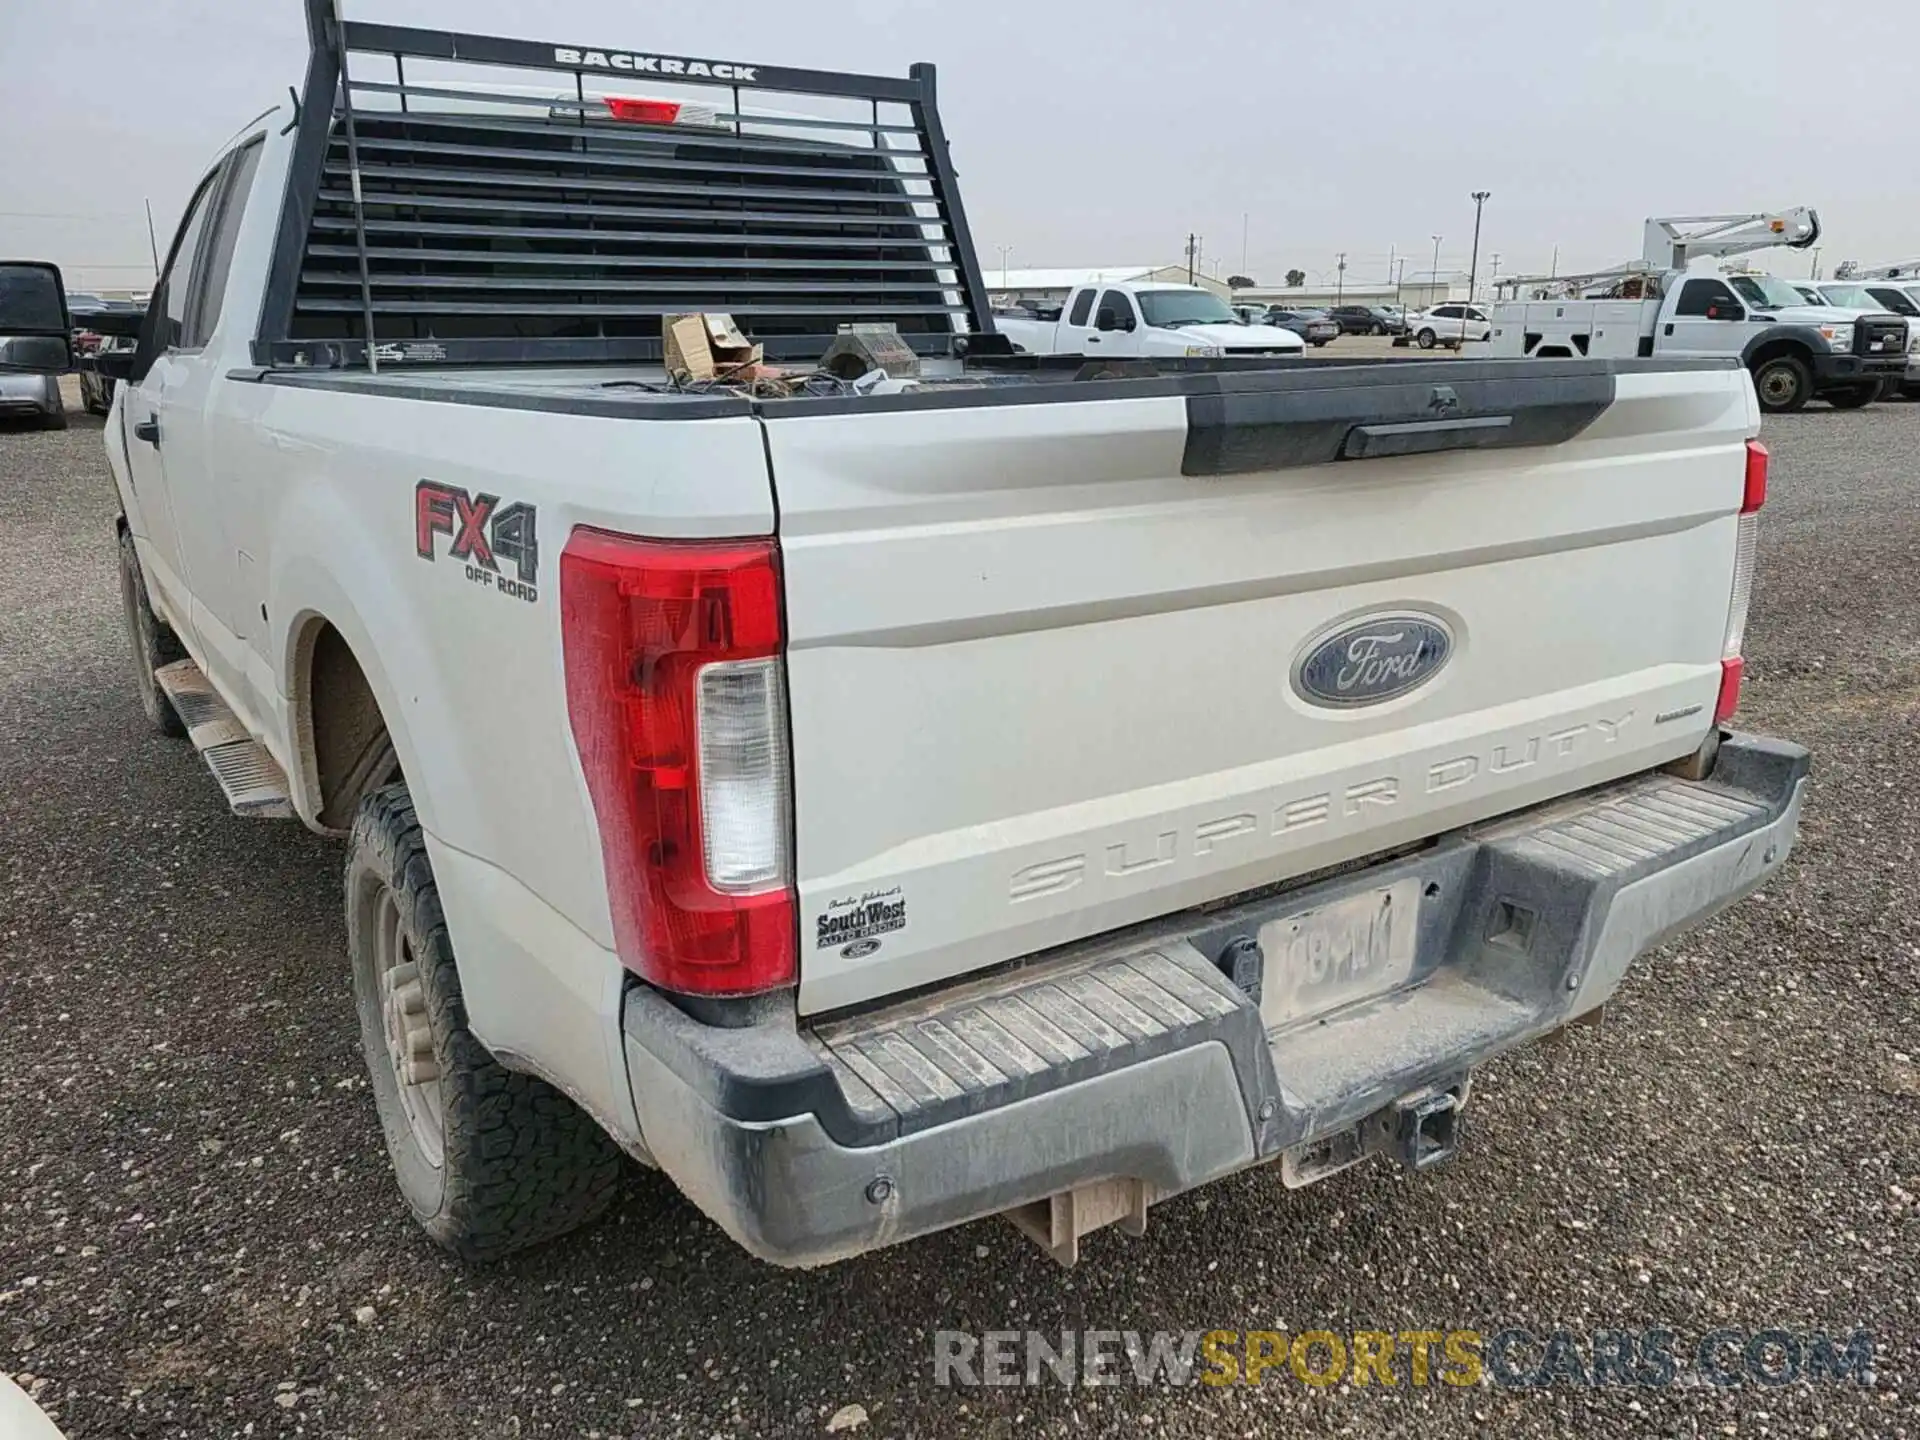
1394, 257, 1406, 320
1464, 190, 1490, 342
1429, 234, 1442, 313
995, 244, 1012, 290
1335, 251, 1347, 306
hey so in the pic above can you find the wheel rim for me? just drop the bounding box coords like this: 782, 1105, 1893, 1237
375, 886, 444, 1167
1758, 366, 1797, 405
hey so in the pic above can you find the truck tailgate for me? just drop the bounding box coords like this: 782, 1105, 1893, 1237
765, 364, 1758, 1014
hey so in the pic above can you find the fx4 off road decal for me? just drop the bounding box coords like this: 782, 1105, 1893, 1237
817, 886, 907, 956
415, 482, 539, 603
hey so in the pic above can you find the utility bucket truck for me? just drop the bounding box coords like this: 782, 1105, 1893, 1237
1490, 209, 1909, 412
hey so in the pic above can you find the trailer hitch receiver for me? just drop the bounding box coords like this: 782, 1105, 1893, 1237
1373, 1086, 1463, 1172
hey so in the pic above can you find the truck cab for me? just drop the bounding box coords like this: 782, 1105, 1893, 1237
997, 282, 1306, 358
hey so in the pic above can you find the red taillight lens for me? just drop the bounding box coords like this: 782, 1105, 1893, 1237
560, 528, 796, 997
605, 97, 682, 125
1715, 656, 1744, 724
1716, 440, 1767, 725
1743, 438, 1768, 514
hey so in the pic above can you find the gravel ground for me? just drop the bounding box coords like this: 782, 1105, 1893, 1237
1, 383, 1916, 1439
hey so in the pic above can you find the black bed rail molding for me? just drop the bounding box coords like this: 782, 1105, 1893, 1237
253, 0, 995, 369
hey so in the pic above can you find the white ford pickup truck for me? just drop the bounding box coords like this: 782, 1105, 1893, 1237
996, 280, 1307, 360
75, 5, 1807, 1269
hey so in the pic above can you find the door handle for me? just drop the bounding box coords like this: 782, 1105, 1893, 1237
1087, 336, 1101, 344
134, 417, 161, 446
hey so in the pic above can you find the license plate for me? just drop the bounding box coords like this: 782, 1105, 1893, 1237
1258, 880, 1421, 1029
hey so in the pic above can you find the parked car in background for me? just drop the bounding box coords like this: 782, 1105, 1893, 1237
1263, 308, 1340, 346
0, 371, 67, 429
1795, 279, 1920, 399
69, 296, 143, 415
76, 333, 135, 415
1327, 304, 1403, 336
1407, 303, 1491, 348
0, 262, 73, 429
1861, 279, 1920, 391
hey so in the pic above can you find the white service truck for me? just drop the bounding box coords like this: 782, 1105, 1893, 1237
61, 5, 1808, 1270
1491, 209, 1909, 412
995, 280, 1306, 359
1791, 278, 1920, 400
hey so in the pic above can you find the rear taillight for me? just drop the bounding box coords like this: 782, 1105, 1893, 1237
1717, 440, 1767, 723
1742, 437, 1768, 514
560, 529, 796, 997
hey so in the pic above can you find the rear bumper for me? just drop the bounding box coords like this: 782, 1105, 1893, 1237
622, 733, 1807, 1267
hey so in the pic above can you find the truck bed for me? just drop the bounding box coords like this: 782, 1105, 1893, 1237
241, 352, 1738, 426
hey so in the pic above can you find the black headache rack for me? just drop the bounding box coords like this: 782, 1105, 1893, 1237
254, 1, 996, 369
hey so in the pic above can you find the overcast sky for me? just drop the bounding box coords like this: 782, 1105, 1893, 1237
4, 0, 1914, 293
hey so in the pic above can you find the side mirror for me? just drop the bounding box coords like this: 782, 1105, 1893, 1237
1704, 304, 1746, 322
1095, 308, 1121, 332
0, 261, 74, 374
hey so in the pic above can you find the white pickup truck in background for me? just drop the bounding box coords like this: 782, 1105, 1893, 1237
1792, 278, 1920, 400
996, 280, 1306, 359
68, 5, 1807, 1272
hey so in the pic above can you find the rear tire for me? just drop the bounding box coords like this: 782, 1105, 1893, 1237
118, 528, 187, 738
346, 784, 623, 1260
1416, 328, 1438, 350
1750, 354, 1812, 414
1824, 383, 1880, 410
40, 405, 68, 431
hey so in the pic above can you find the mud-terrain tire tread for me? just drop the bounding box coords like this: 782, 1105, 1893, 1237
348, 783, 623, 1260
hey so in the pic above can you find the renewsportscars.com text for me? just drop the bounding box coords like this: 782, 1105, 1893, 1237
933, 1327, 1875, 1389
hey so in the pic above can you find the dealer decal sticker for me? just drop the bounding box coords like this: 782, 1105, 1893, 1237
818, 886, 907, 955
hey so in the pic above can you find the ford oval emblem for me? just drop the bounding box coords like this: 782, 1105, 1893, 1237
1293, 612, 1453, 708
